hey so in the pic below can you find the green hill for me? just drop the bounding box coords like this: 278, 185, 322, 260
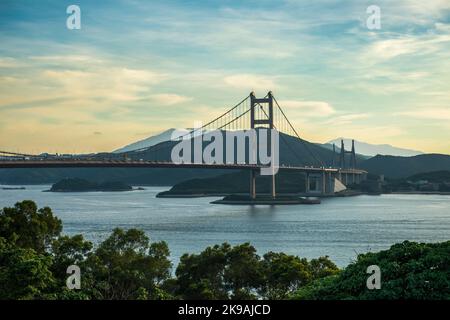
407, 170, 450, 183
49, 178, 132, 192
157, 170, 308, 196
360, 154, 450, 179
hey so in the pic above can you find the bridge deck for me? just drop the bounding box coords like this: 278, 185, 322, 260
0, 160, 366, 174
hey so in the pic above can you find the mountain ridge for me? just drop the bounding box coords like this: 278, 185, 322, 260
327, 138, 423, 157
359, 153, 450, 178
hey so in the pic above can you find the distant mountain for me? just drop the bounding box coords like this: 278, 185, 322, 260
114, 128, 189, 153
327, 138, 423, 157
360, 154, 450, 179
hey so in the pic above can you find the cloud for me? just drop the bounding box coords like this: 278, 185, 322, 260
38, 67, 167, 102
0, 57, 24, 68
324, 113, 371, 125
1, 1, 449, 154
224, 74, 277, 91
396, 108, 450, 120
151, 93, 192, 106
278, 100, 335, 117
30, 55, 104, 64
364, 32, 450, 62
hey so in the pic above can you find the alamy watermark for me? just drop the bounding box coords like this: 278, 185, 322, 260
66, 5, 81, 30
366, 5, 381, 30
66, 265, 81, 290
170, 124, 279, 176
366, 265, 381, 290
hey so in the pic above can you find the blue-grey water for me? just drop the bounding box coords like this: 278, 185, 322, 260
1, 185, 449, 267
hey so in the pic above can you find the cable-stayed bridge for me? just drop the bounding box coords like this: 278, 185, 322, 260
0, 92, 366, 198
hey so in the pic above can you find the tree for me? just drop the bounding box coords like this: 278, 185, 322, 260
0, 242, 55, 299
224, 243, 263, 299
82, 228, 172, 299
308, 256, 340, 279
175, 243, 231, 299
292, 241, 450, 300
175, 242, 263, 299
0, 200, 62, 253
260, 252, 307, 299
50, 234, 93, 281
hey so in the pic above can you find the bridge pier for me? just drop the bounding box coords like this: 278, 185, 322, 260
305, 172, 310, 193
271, 173, 276, 199
322, 171, 326, 194
327, 171, 333, 194
250, 169, 256, 199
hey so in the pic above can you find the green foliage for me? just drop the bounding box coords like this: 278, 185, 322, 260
50, 234, 93, 281
0, 201, 172, 300
1, 201, 448, 300
0, 243, 55, 299
176, 243, 236, 299
82, 228, 172, 299
259, 253, 339, 299
175, 243, 338, 300
175, 243, 265, 299
292, 241, 450, 300
0, 200, 62, 253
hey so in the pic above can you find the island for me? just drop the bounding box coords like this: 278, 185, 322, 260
211, 194, 320, 205
48, 178, 134, 192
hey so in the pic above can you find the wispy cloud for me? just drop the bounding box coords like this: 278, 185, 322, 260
323, 113, 371, 125
150, 93, 192, 106
279, 100, 335, 117
224, 74, 278, 91
396, 108, 450, 120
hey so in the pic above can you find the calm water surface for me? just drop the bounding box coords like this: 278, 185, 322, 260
1, 185, 449, 267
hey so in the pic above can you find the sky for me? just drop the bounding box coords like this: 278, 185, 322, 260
0, 0, 449, 154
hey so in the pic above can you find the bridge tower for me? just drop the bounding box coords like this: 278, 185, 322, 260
250, 91, 274, 129
331, 143, 336, 168
339, 139, 356, 169
350, 139, 356, 169
338, 139, 358, 185
249, 92, 276, 199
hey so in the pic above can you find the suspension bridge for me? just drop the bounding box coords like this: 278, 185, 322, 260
0, 92, 366, 198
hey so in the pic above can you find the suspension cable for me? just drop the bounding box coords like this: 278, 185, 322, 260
272, 96, 324, 167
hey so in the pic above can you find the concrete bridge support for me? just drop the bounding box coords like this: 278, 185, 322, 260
305, 172, 309, 193
250, 170, 256, 199
249, 169, 276, 199
271, 173, 276, 199
305, 173, 323, 195
305, 170, 363, 196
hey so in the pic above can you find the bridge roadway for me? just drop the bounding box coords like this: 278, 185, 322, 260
0, 159, 366, 175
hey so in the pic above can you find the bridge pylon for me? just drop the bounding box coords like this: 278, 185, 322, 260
339, 139, 357, 169
250, 91, 274, 130
249, 92, 276, 199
